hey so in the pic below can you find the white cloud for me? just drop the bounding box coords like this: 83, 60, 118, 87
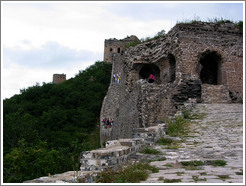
2, 57, 95, 99
2, 2, 175, 52
3, 42, 101, 68
2, 41, 101, 99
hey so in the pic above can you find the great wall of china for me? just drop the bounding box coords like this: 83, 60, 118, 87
25, 21, 243, 183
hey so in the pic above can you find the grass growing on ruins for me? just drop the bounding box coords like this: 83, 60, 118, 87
217, 175, 230, 181
163, 178, 182, 183
157, 137, 174, 145
178, 17, 243, 32
200, 172, 207, 176
192, 175, 207, 182
181, 160, 204, 171
176, 172, 185, 176
205, 160, 227, 166
146, 156, 167, 163
124, 40, 141, 48
124, 29, 166, 48
235, 169, 243, 175
95, 162, 158, 183
165, 116, 190, 137
185, 166, 203, 171
140, 147, 162, 155
182, 107, 192, 119
159, 176, 182, 183
157, 137, 184, 149
179, 160, 227, 171
164, 107, 208, 138
182, 107, 207, 120
181, 160, 204, 167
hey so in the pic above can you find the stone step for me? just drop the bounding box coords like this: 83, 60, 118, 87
105, 138, 145, 148
81, 146, 131, 160
80, 123, 166, 173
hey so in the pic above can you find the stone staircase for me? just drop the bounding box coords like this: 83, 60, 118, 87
201, 84, 231, 103
80, 123, 166, 172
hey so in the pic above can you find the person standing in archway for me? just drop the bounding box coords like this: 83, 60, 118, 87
148, 74, 155, 83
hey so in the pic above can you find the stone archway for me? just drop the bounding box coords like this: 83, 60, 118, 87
139, 64, 160, 83
199, 50, 222, 85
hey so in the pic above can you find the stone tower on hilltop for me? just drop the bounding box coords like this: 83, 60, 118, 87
100, 22, 243, 146
53, 74, 66, 84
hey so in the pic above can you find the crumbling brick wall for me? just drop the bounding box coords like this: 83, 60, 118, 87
100, 22, 243, 145
104, 35, 139, 63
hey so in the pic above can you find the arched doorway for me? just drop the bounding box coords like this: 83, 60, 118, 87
139, 64, 160, 83
199, 51, 222, 85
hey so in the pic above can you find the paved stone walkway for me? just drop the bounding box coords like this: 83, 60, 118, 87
141, 104, 244, 183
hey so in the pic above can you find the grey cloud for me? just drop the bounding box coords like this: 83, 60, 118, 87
3, 41, 102, 69
105, 3, 243, 22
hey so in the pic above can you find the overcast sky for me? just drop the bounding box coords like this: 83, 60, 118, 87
1, 1, 244, 99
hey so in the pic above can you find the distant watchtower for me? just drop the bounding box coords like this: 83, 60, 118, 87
53, 74, 66, 84
104, 35, 139, 63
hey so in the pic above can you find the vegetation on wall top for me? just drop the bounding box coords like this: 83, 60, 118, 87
178, 17, 243, 32
125, 17, 243, 49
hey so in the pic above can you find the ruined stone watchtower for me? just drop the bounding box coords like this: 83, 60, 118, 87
100, 22, 243, 146
103, 35, 140, 63
53, 74, 66, 84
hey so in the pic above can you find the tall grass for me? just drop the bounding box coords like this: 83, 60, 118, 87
165, 116, 190, 137
124, 29, 166, 48
140, 147, 162, 155
177, 17, 243, 32
95, 162, 157, 183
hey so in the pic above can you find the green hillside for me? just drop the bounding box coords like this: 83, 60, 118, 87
3, 61, 112, 183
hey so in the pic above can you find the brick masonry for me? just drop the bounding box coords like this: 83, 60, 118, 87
100, 22, 243, 145
23, 22, 243, 184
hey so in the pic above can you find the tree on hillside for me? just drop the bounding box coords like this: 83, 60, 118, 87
3, 61, 112, 182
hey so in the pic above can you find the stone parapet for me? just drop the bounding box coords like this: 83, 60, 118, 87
80, 123, 166, 172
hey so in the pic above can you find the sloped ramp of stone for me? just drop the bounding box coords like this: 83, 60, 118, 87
141, 103, 243, 183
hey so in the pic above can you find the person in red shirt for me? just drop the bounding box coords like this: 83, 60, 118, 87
148, 74, 155, 83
